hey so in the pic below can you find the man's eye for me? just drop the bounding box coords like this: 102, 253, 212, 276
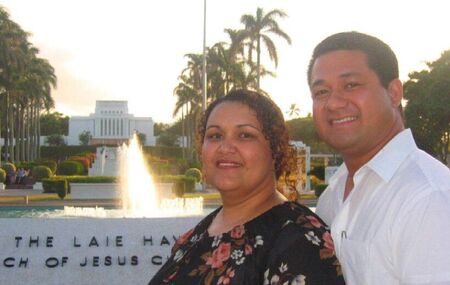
313, 89, 329, 98
345, 82, 360, 89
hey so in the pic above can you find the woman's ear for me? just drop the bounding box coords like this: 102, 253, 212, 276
387, 79, 404, 107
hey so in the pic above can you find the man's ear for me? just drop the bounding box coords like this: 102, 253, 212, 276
387, 79, 403, 107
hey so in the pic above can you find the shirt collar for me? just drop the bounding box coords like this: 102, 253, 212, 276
328, 163, 348, 185
365, 129, 417, 182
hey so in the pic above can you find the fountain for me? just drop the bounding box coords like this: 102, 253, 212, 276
62, 134, 204, 218
0, 135, 210, 284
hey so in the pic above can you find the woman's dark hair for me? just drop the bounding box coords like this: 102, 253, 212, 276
197, 89, 298, 187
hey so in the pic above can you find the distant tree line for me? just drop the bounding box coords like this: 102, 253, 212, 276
404, 49, 450, 164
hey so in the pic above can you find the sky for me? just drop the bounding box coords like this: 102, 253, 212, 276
1, 0, 449, 124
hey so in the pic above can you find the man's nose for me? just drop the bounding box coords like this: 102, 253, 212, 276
325, 90, 348, 110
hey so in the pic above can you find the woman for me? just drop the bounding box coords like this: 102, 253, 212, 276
149, 90, 344, 284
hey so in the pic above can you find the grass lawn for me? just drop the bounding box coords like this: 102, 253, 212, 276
0, 193, 61, 203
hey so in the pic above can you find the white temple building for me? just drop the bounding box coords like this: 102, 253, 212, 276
67, 100, 156, 146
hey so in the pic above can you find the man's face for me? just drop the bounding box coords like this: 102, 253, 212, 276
310, 50, 402, 160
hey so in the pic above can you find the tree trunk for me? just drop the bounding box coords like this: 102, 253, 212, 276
37, 108, 41, 159
25, 105, 31, 161
4, 92, 10, 162
30, 102, 37, 161
8, 96, 15, 163
256, 33, 261, 90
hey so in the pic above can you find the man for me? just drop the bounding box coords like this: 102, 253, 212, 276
308, 31, 450, 284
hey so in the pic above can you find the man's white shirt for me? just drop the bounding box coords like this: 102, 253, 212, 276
316, 129, 450, 284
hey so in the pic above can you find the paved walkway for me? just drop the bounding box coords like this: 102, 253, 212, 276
0, 188, 119, 207
0, 188, 223, 208
0, 188, 315, 208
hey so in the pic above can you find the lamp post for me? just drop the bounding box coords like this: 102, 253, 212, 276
201, 0, 207, 192
202, 0, 207, 113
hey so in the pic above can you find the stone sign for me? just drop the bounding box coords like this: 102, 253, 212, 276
0, 217, 202, 284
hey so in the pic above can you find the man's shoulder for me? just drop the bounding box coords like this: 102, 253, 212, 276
405, 149, 450, 192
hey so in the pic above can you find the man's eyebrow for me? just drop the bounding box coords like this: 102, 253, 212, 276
311, 79, 325, 88
311, 72, 361, 88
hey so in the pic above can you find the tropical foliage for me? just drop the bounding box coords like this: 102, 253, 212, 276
404, 49, 450, 164
286, 116, 336, 154
0, 7, 56, 164
286, 103, 300, 118
173, 7, 291, 159
40, 111, 68, 136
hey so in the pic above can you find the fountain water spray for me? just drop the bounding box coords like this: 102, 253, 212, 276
117, 133, 203, 217
59, 134, 203, 218
119, 134, 159, 217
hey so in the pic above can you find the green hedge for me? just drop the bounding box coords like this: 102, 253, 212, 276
42, 178, 68, 199
154, 175, 196, 197
0, 169, 5, 183
1, 162, 16, 173
57, 161, 84, 175
40, 146, 96, 160
16, 161, 38, 171
53, 175, 117, 183
315, 183, 328, 198
143, 146, 183, 159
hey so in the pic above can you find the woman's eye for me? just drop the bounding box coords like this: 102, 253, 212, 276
239, 132, 254, 139
206, 133, 221, 140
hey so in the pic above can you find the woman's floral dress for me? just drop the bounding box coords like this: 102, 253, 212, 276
148, 202, 344, 285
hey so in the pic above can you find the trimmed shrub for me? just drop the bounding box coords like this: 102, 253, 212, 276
67, 156, 90, 173
0, 168, 5, 183
35, 160, 58, 174
309, 165, 325, 181
80, 152, 96, 165
155, 175, 196, 197
57, 161, 84, 175
172, 179, 185, 197
42, 178, 68, 199
315, 183, 328, 198
1, 162, 16, 173
32, 166, 52, 182
184, 168, 202, 183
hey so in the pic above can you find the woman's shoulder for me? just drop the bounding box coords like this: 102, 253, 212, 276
246, 201, 330, 242
265, 201, 328, 230
262, 202, 334, 255
262, 202, 344, 284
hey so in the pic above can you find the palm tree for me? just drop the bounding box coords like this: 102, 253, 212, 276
0, 7, 56, 162
0, 8, 30, 163
286, 103, 300, 118
237, 7, 291, 89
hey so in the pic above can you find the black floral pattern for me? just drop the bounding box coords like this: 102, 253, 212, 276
149, 202, 344, 285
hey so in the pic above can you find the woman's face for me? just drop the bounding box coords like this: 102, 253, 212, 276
201, 101, 275, 197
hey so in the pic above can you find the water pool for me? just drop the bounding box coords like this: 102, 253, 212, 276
0, 206, 217, 218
